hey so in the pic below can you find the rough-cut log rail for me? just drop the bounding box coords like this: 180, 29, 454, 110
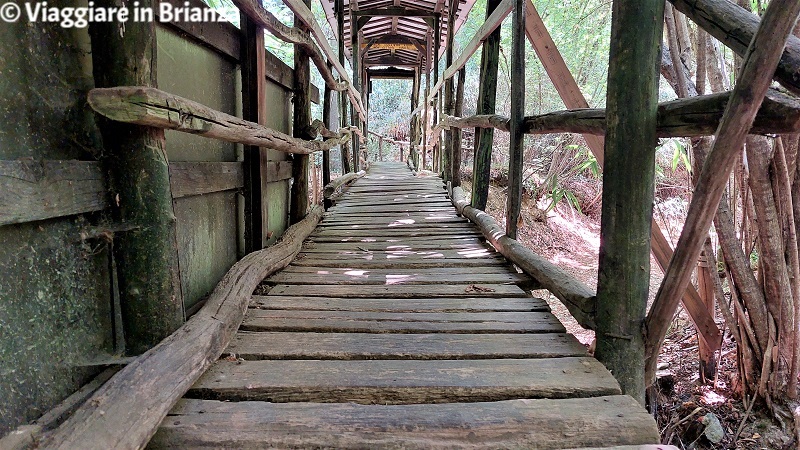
143, 162, 659, 448
88, 87, 350, 154
450, 186, 597, 330
38, 206, 323, 450
231, 0, 347, 92
323, 170, 366, 199
670, 0, 800, 96
438, 88, 800, 138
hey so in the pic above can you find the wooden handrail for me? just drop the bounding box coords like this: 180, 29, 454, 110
88, 87, 351, 154
434, 88, 800, 137
39, 206, 324, 449
451, 187, 597, 330
323, 170, 366, 199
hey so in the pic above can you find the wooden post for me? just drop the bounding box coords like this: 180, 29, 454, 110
452, 66, 466, 187
410, 68, 421, 170
323, 62, 333, 210
240, 14, 268, 252
696, 242, 717, 382
351, 14, 361, 172
290, 0, 312, 224
471, 0, 502, 210
88, 0, 183, 355
423, 59, 430, 170
336, 0, 351, 174
442, 0, 457, 182
505, 0, 525, 239
595, 0, 664, 404
433, 16, 441, 174
378, 137, 383, 161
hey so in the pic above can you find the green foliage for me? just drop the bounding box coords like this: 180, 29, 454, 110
657, 138, 692, 173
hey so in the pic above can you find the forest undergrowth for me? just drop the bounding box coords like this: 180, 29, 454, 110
459, 152, 795, 449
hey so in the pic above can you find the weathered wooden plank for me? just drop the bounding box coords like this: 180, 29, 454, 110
0, 160, 106, 226
241, 309, 564, 334
310, 228, 481, 239
249, 296, 547, 312
265, 271, 527, 285
320, 216, 466, 225
301, 240, 487, 250
265, 160, 293, 182
314, 223, 478, 232
152, 396, 660, 449
279, 266, 515, 276
39, 207, 324, 449
88, 87, 350, 154
267, 283, 528, 299
189, 357, 618, 403
169, 162, 243, 198
292, 257, 507, 269
227, 331, 585, 360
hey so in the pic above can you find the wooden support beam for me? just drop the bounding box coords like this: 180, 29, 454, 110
88, 87, 349, 154
427, 0, 513, 105
351, 13, 362, 172
290, 0, 313, 225
506, 0, 525, 239
336, 0, 351, 174
232, 0, 347, 93
451, 187, 597, 329
241, 13, 268, 252
409, 67, 421, 170
595, 0, 664, 405
442, 0, 457, 181
39, 207, 323, 450
452, 67, 465, 187
523, 0, 721, 355
88, 0, 183, 355
282, 0, 367, 121
471, 0, 503, 210
323, 62, 333, 210
670, 0, 800, 96
645, 0, 800, 383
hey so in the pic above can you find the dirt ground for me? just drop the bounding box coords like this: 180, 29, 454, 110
461, 180, 796, 449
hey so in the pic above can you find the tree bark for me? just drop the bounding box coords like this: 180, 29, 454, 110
471, 0, 503, 210
595, 0, 664, 405
645, 0, 800, 384
89, 0, 183, 355
290, 0, 313, 225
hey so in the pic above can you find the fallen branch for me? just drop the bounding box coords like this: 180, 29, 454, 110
38, 206, 323, 449
89, 87, 349, 154
323, 170, 366, 199
451, 187, 597, 329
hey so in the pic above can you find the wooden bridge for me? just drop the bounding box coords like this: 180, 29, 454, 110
144, 162, 658, 448
5, 0, 799, 444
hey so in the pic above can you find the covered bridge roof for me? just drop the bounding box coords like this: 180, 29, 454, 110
319, 0, 477, 70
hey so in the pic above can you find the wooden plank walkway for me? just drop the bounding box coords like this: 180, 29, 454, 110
150, 162, 660, 449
